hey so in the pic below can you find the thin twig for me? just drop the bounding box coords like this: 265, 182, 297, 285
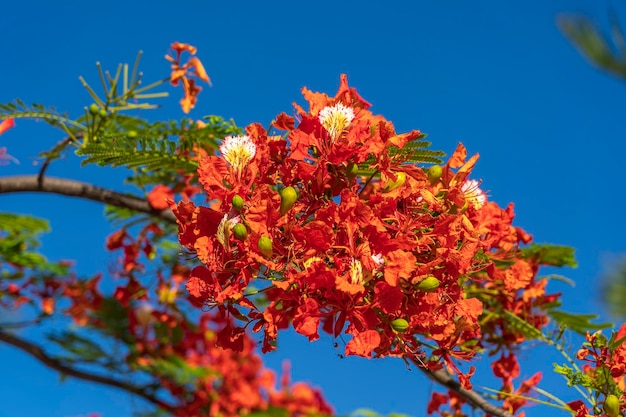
0, 175, 176, 224
0, 329, 173, 410
416, 362, 515, 417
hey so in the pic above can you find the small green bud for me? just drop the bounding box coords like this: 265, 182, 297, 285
417, 276, 440, 292
279, 186, 298, 216
233, 223, 248, 241
232, 195, 245, 211
257, 235, 273, 257
391, 318, 409, 333
88, 103, 99, 115
98, 109, 107, 118
605, 394, 621, 417
383, 172, 406, 193
127, 130, 138, 138
427, 165, 443, 185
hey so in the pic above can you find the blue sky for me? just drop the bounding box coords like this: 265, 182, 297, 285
1, 1, 626, 416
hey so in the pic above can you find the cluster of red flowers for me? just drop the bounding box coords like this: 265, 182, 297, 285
174, 74, 559, 391
106, 225, 333, 417
566, 324, 626, 417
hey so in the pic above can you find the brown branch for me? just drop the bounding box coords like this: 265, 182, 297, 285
416, 364, 515, 417
0, 328, 174, 411
0, 175, 177, 224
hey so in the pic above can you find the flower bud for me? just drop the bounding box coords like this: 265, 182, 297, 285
427, 165, 443, 185
383, 172, 406, 193
417, 276, 440, 292
258, 235, 273, 257
88, 103, 99, 115
233, 223, 247, 241
391, 318, 409, 333
279, 186, 298, 216
604, 394, 621, 417
232, 195, 245, 211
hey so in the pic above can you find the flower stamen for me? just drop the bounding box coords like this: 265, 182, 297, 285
318, 103, 355, 141
220, 135, 257, 179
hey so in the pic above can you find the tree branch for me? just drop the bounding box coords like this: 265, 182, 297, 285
0, 328, 174, 411
0, 175, 177, 224
416, 363, 515, 417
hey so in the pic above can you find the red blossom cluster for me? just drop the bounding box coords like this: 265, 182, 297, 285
106, 226, 333, 417
173, 75, 560, 390
567, 324, 626, 417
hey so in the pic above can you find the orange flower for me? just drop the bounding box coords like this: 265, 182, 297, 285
0, 118, 15, 135
165, 42, 211, 113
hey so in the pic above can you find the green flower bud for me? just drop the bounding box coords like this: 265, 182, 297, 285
232, 195, 245, 211
383, 172, 406, 193
427, 165, 443, 185
391, 318, 409, 333
233, 223, 248, 241
88, 103, 100, 115
605, 394, 621, 417
127, 130, 138, 138
417, 276, 440, 292
98, 109, 107, 118
279, 186, 298, 216
257, 235, 273, 257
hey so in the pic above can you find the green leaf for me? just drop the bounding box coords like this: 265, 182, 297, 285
548, 310, 612, 334
522, 243, 577, 267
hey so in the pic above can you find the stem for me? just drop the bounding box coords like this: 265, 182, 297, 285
0, 175, 176, 224
415, 364, 516, 417
0, 328, 173, 411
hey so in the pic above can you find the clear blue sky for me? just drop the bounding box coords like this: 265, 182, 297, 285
1, 1, 626, 416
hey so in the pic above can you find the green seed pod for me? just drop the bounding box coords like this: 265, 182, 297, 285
417, 276, 440, 293
232, 195, 245, 211
427, 165, 443, 185
257, 235, 273, 257
383, 172, 406, 193
279, 186, 298, 216
88, 103, 99, 115
233, 223, 247, 241
604, 394, 621, 417
98, 109, 107, 118
391, 318, 409, 333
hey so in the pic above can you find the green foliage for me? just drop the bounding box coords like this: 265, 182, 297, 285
548, 310, 612, 334
558, 13, 626, 81
0, 99, 86, 133
76, 115, 240, 187
0, 212, 69, 276
357, 135, 446, 177
601, 256, 626, 318
136, 355, 214, 387
522, 243, 577, 268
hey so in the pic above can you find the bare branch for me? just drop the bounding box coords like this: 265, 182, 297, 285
0, 328, 174, 411
417, 364, 515, 417
0, 175, 176, 224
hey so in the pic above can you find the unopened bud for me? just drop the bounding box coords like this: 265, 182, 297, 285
427, 165, 443, 185
279, 186, 298, 216
417, 276, 440, 292
391, 318, 409, 333
383, 172, 406, 193
232, 195, 245, 211
258, 235, 273, 257
233, 223, 248, 241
